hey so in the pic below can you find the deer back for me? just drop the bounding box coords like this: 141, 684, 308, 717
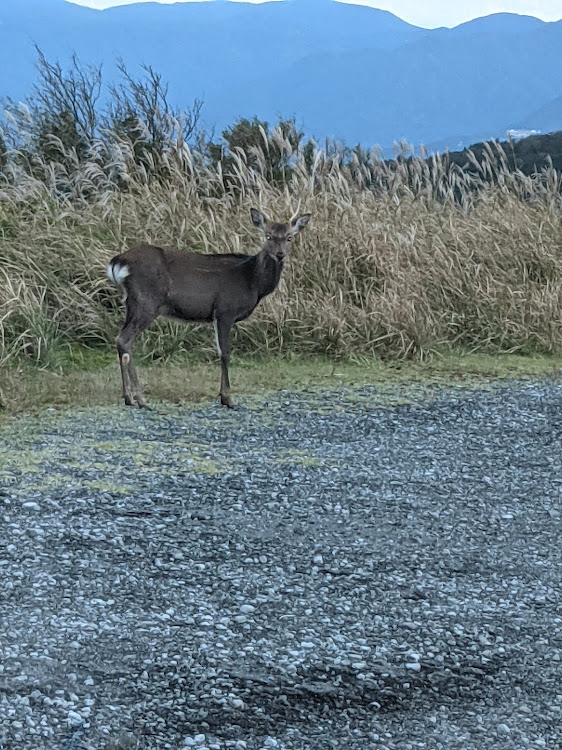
111, 244, 264, 324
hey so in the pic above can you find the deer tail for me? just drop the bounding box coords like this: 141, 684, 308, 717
106, 258, 130, 301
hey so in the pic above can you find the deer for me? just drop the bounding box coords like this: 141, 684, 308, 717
106, 207, 311, 408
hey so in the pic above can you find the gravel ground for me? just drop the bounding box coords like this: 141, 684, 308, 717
1, 381, 562, 750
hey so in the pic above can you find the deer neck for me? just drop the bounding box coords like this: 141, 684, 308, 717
255, 250, 284, 300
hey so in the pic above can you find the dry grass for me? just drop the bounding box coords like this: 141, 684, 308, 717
1, 136, 562, 371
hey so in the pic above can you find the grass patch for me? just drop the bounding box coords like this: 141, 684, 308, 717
277, 448, 324, 468
1, 351, 561, 419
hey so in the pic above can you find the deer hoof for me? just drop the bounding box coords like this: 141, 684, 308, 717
220, 394, 235, 408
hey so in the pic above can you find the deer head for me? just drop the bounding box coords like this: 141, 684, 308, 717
250, 207, 311, 260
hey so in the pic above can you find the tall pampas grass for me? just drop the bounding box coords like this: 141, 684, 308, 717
1, 129, 562, 368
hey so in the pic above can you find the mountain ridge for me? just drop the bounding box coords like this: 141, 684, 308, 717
1, 1, 560, 151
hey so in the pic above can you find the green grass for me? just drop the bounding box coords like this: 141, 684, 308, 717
1, 350, 561, 418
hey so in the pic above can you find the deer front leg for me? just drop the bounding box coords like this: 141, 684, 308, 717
214, 318, 234, 408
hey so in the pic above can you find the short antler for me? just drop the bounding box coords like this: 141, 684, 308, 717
290, 199, 302, 225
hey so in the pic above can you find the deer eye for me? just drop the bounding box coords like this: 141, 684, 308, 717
286, 236, 292, 242
266, 234, 272, 240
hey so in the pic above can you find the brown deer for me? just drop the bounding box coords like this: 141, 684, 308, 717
106, 208, 311, 408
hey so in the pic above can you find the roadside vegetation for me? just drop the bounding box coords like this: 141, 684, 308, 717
1, 53, 562, 413
1, 351, 561, 417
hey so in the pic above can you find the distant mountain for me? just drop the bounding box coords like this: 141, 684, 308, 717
445, 11, 544, 35
219, 19, 562, 148
518, 95, 562, 134
1, 0, 561, 151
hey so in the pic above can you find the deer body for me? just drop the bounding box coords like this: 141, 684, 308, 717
106, 209, 310, 408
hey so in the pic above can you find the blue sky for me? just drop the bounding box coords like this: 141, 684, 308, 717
66, 0, 562, 28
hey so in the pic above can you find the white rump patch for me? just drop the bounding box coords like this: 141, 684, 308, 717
106, 262, 130, 302
213, 318, 222, 357
106, 262, 130, 284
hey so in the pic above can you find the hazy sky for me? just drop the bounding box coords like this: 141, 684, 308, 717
66, 0, 562, 28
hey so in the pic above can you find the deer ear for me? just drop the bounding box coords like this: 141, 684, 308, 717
250, 208, 267, 230
290, 214, 311, 234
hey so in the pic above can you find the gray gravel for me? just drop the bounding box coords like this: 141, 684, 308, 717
1, 381, 562, 750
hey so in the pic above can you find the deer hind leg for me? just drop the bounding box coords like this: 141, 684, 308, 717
118, 351, 134, 406
125, 355, 148, 408
116, 307, 155, 407
214, 317, 234, 408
